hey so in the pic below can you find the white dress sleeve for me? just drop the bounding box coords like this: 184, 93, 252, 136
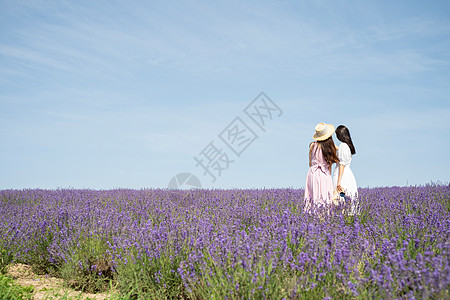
338, 143, 352, 166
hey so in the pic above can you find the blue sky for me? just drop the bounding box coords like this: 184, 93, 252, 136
1, 0, 449, 189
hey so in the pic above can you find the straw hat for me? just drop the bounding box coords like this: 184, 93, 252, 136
313, 122, 335, 141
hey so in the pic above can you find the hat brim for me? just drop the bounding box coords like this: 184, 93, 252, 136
313, 124, 335, 141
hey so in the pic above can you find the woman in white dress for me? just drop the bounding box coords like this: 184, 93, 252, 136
333, 125, 358, 214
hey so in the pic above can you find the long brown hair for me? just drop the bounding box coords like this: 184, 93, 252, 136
318, 136, 339, 166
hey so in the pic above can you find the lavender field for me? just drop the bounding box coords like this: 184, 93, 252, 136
1, 185, 449, 299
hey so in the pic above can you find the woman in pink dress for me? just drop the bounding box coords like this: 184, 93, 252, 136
304, 123, 339, 210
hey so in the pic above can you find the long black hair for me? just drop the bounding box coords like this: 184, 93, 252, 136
335, 125, 356, 155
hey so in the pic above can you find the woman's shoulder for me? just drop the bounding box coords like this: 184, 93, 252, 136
339, 143, 351, 153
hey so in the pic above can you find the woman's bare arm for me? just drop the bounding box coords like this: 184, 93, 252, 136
337, 164, 345, 192
309, 142, 314, 167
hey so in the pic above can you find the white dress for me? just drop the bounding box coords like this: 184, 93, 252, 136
333, 143, 358, 214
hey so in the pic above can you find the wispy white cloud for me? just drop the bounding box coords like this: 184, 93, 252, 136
1, 0, 448, 83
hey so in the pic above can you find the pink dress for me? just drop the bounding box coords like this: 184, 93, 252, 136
304, 142, 333, 208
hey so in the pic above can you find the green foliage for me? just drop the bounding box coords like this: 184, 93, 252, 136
191, 251, 285, 299
25, 231, 59, 275
0, 246, 14, 274
59, 236, 114, 294
0, 273, 34, 300
115, 247, 187, 299
184, 250, 365, 300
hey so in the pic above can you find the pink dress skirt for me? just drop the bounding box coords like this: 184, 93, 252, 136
304, 143, 333, 210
